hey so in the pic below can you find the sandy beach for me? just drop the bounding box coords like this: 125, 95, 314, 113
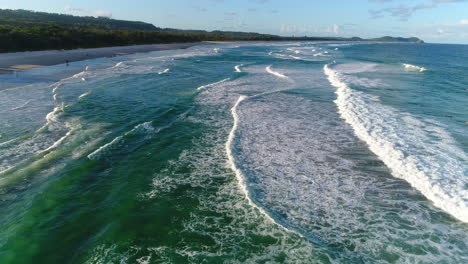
0, 43, 201, 74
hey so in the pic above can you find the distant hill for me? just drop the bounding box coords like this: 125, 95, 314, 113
370, 36, 424, 43
0, 9, 158, 30
0, 9, 424, 53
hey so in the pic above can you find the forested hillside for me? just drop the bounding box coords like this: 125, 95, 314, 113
0, 9, 157, 30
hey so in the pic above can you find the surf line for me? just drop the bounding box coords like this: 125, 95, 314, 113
226, 94, 307, 240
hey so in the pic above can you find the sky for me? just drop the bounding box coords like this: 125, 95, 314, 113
1, 0, 468, 44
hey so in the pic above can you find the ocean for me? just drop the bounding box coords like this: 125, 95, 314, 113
0, 42, 467, 263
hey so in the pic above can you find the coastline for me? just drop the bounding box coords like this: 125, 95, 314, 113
0, 42, 203, 74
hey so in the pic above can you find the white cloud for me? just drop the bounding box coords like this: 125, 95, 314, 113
370, 0, 468, 20
460, 19, 468, 24
333, 24, 340, 34
280, 23, 353, 36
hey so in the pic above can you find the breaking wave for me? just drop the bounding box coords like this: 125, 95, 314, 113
324, 64, 468, 223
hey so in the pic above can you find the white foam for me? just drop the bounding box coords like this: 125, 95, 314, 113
158, 68, 170, 75
266, 66, 287, 79
87, 135, 124, 160
42, 130, 72, 153
327, 43, 353, 47
226, 96, 303, 237
45, 104, 64, 124
403, 63, 427, 72
196, 78, 230, 91
286, 48, 301, 54
78, 91, 91, 99
114, 61, 124, 68
324, 64, 468, 223
313, 52, 331, 57
234, 64, 243, 73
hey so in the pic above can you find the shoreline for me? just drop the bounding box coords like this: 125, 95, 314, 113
0, 42, 204, 74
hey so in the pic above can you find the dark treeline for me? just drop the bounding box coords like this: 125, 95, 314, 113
0, 9, 423, 53
0, 24, 283, 53
0, 24, 195, 52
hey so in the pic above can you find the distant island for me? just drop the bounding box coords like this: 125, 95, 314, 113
0, 9, 424, 53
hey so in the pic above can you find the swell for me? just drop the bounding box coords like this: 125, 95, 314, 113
324, 64, 468, 223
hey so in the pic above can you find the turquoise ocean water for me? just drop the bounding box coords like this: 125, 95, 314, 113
0, 42, 467, 263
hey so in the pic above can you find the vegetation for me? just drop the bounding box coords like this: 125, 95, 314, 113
0, 24, 194, 52
0, 9, 424, 53
0, 9, 157, 30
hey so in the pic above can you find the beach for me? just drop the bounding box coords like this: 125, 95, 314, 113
0, 42, 201, 74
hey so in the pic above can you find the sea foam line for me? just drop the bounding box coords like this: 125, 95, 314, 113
87, 121, 155, 160
87, 135, 124, 160
42, 130, 73, 153
79, 91, 91, 99
87, 110, 191, 161
196, 78, 230, 91
226, 95, 304, 238
10, 99, 32, 111
266, 65, 288, 79
324, 64, 468, 223
289, 55, 302, 60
